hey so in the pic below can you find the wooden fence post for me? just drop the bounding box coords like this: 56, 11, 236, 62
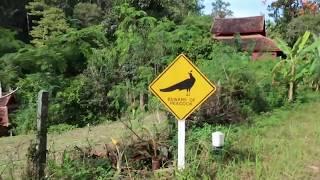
36, 90, 48, 180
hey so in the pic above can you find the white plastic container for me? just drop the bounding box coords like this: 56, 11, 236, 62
212, 131, 225, 148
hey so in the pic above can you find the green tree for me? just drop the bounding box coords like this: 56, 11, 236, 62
307, 34, 320, 90
113, 4, 157, 109
0, 0, 30, 41
114, 0, 203, 21
268, 0, 320, 36
73, 3, 103, 28
268, 0, 301, 24
0, 28, 25, 57
211, 0, 233, 18
28, 6, 71, 46
286, 14, 320, 46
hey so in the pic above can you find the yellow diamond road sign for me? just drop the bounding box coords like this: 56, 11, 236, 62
149, 54, 216, 120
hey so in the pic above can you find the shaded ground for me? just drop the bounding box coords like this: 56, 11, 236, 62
0, 112, 167, 179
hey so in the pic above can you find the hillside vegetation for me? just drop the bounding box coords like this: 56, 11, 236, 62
0, 0, 320, 179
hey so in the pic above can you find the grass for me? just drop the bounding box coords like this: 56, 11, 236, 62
183, 102, 320, 179
0, 112, 168, 179
223, 103, 320, 179
2, 101, 320, 179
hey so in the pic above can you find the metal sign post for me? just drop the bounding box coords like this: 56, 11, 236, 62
149, 54, 216, 170
178, 119, 185, 169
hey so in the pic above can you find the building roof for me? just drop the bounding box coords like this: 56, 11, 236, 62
213, 34, 280, 52
211, 16, 265, 36
0, 88, 18, 107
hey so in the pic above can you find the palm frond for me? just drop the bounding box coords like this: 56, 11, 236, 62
297, 31, 311, 54
300, 38, 320, 56
292, 36, 302, 56
275, 37, 291, 56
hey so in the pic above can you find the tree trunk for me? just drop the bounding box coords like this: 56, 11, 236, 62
288, 62, 296, 102
288, 81, 294, 102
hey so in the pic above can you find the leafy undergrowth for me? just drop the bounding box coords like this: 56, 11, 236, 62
2, 101, 320, 179
179, 101, 320, 179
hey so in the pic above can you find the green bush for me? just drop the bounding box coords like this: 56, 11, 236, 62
188, 44, 287, 125
286, 14, 320, 46
12, 105, 37, 134
48, 150, 114, 179
0, 28, 25, 57
1, 3, 317, 134
175, 124, 239, 179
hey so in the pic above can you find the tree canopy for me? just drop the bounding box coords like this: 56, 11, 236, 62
211, 0, 233, 18
0, 0, 319, 135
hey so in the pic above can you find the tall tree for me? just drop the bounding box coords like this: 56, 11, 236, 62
268, 0, 319, 24
28, 6, 71, 46
211, 0, 233, 18
114, 0, 203, 21
300, 0, 319, 15
266, 0, 319, 38
73, 3, 103, 27
286, 14, 320, 45
0, 28, 25, 57
0, 0, 31, 42
268, 0, 300, 24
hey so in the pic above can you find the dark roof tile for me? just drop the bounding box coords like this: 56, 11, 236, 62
211, 16, 265, 36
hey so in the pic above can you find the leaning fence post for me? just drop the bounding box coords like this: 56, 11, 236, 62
36, 90, 48, 180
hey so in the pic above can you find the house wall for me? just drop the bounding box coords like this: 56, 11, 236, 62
0, 106, 9, 127
252, 52, 277, 60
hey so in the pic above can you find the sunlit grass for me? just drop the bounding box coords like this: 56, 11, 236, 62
183, 102, 320, 179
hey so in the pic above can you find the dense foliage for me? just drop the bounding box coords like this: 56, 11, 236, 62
267, 0, 320, 39
1, 0, 320, 179
0, 0, 319, 135
0, 0, 211, 134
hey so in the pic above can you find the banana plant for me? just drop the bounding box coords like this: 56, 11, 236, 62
308, 34, 320, 91
272, 31, 320, 102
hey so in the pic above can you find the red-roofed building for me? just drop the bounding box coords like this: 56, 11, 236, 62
211, 16, 281, 60
0, 89, 17, 137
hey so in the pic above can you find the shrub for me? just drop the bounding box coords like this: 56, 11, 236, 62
189, 46, 285, 125
48, 149, 115, 179
11, 105, 37, 134
286, 14, 320, 46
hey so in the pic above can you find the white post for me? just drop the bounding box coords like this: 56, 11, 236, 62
178, 119, 185, 170
212, 131, 225, 149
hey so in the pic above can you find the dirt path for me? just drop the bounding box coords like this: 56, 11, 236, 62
0, 112, 167, 179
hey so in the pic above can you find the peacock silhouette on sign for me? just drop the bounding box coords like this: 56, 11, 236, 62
160, 71, 196, 96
